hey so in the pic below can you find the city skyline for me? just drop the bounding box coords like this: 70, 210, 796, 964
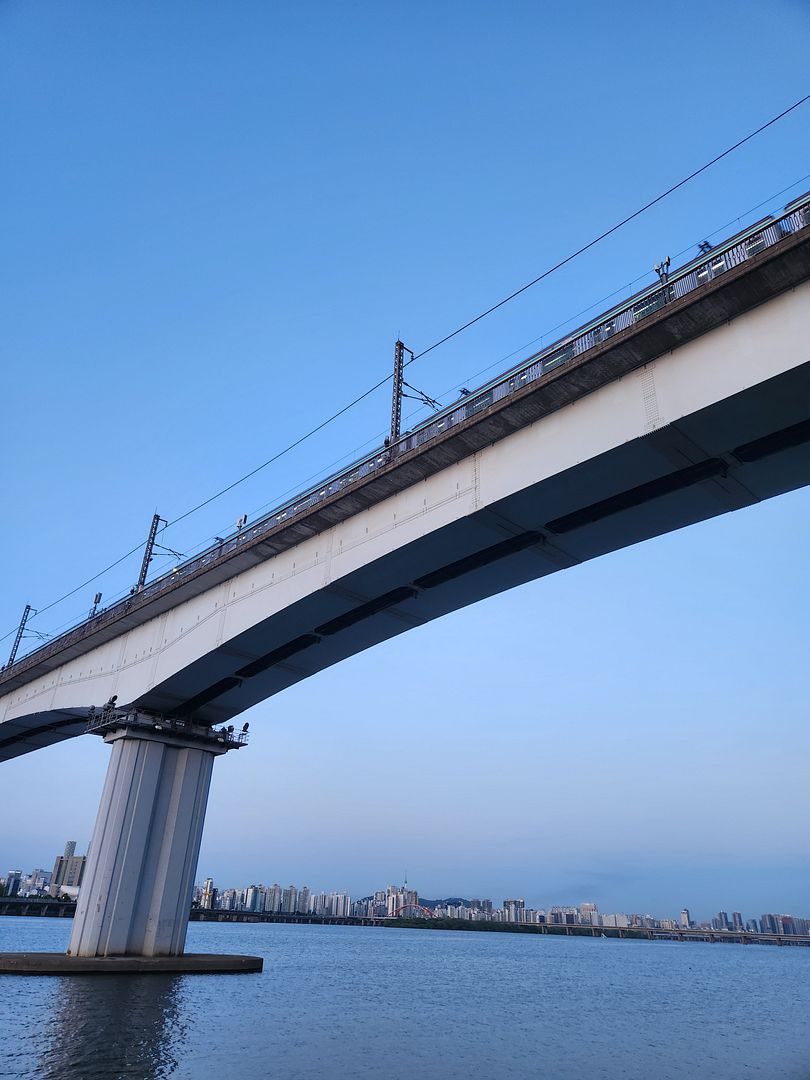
2, 841, 806, 931
191, 876, 810, 936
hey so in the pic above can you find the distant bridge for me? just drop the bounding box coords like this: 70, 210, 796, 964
386, 904, 437, 919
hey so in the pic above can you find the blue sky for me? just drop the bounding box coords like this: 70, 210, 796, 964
1, 0, 809, 920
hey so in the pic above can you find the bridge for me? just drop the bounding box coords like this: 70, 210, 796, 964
2, 192, 809, 964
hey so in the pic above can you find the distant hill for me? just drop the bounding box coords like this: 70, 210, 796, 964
354, 895, 475, 910
418, 897, 471, 910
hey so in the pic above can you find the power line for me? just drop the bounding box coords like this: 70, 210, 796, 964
164, 371, 393, 530
21, 166, 809, 649
152, 94, 810, 534
408, 91, 810, 364
419, 168, 810, 410
5, 541, 147, 632
0, 373, 396, 645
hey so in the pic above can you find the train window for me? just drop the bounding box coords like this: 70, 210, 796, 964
542, 342, 575, 372
590, 321, 614, 344
708, 254, 730, 276
709, 255, 727, 276
632, 289, 667, 322
464, 390, 493, 418
745, 232, 766, 257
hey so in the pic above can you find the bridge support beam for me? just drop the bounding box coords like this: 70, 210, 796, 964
67, 716, 240, 958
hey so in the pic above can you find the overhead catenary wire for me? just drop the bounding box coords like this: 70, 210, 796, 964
122, 94, 810, 540
0, 540, 148, 644
14, 166, 810, 650
415, 168, 810, 411
0, 375, 396, 650
2, 94, 808, 648
406, 92, 810, 364
164, 372, 394, 531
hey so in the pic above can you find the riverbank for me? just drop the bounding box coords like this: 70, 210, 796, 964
384, 915, 810, 947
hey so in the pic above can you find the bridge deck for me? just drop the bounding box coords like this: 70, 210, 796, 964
3, 205, 809, 702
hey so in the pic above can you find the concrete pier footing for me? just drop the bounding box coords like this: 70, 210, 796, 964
0, 952, 262, 974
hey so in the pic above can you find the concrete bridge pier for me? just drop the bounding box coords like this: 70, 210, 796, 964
69, 714, 241, 958
0, 712, 261, 974
0, 712, 262, 974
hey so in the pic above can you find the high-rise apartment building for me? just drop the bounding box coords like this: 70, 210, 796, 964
282, 886, 298, 914
51, 840, 86, 893
386, 885, 417, 916
200, 877, 217, 909
245, 886, 266, 913
504, 899, 525, 923
332, 893, 351, 918
579, 903, 599, 925
26, 869, 52, 894
297, 886, 311, 915
679, 908, 691, 928
4, 870, 22, 897
777, 915, 796, 936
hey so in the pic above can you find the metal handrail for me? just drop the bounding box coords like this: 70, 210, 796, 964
85, 708, 249, 748
5, 194, 809, 676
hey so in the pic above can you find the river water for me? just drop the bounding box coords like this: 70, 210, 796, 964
0, 917, 808, 1079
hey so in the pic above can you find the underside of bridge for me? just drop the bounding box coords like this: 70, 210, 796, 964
132, 357, 810, 725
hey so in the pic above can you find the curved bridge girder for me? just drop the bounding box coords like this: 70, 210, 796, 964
2, 264, 810, 762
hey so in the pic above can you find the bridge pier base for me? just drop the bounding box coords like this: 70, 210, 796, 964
66, 715, 249, 962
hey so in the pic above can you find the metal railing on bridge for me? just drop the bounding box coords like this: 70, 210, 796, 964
85, 706, 250, 750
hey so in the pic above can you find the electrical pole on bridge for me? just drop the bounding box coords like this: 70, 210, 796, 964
390, 339, 405, 445
7, 604, 34, 667
136, 513, 166, 592
389, 339, 436, 446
